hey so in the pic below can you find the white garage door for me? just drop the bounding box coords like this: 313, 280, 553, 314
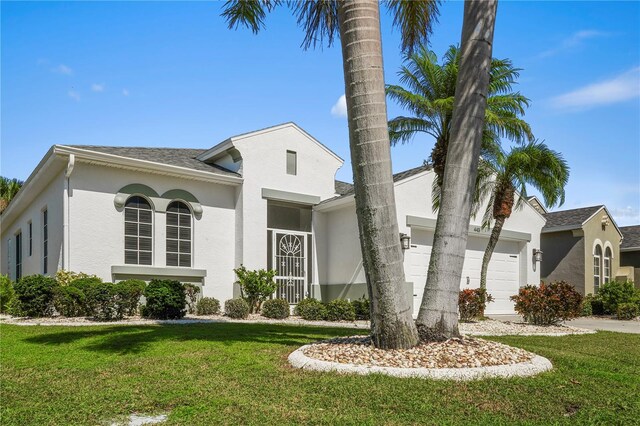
409, 230, 521, 316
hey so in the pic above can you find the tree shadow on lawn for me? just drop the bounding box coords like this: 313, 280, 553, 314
21, 322, 358, 355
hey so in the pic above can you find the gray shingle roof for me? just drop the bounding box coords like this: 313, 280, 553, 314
542, 205, 603, 231
69, 146, 240, 177
334, 180, 354, 196
620, 225, 640, 250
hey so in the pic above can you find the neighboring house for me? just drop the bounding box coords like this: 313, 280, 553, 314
619, 225, 640, 286
0, 123, 545, 315
540, 205, 624, 295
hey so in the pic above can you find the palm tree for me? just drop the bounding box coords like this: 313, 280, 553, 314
386, 45, 533, 209
0, 177, 23, 213
416, 0, 498, 339
221, 0, 440, 349
479, 142, 569, 299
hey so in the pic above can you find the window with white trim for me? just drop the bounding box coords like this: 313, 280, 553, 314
286, 150, 297, 175
166, 201, 191, 267
593, 245, 602, 292
124, 196, 153, 265
604, 247, 612, 284
15, 231, 22, 281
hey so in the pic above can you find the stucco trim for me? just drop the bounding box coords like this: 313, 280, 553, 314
406, 215, 532, 242
261, 188, 321, 205
111, 265, 207, 278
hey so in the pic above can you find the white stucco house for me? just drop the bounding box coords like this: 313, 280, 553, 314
1, 123, 546, 315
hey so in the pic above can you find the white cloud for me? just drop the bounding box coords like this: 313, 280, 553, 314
330, 94, 347, 118
608, 206, 640, 226
539, 30, 608, 58
122, 89, 129, 96
91, 83, 105, 92
52, 64, 73, 75
551, 67, 640, 110
68, 90, 81, 101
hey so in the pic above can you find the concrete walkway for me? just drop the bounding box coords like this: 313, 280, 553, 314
489, 315, 640, 334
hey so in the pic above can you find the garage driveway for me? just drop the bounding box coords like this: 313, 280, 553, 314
488, 315, 640, 334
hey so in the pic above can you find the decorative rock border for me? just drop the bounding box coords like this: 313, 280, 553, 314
289, 344, 553, 381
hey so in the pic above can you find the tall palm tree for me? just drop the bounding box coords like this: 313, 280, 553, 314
221, 0, 440, 349
0, 177, 23, 213
386, 45, 533, 210
479, 142, 569, 296
416, 0, 498, 339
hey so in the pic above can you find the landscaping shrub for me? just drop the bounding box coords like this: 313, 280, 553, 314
261, 298, 290, 319
225, 298, 249, 319
590, 298, 606, 315
580, 296, 593, 317
351, 297, 370, 320
113, 279, 146, 316
55, 269, 98, 287
234, 266, 278, 313
617, 303, 639, 320
142, 279, 186, 319
69, 277, 110, 319
183, 284, 201, 314
294, 298, 327, 321
13, 275, 59, 317
0, 275, 15, 314
53, 286, 86, 317
511, 281, 583, 325
326, 299, 356, 322
459, 288, 494, 321
597, 280, 639, 314
196, 297, 221, 316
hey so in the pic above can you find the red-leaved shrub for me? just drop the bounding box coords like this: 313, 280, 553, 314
511, 281, 582, 325
459, 288, 494, 321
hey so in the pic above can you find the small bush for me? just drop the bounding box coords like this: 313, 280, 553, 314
617, 303, 639, 320
234, 266, 278, 313
598, 280, 639, 314
196, 297, 221, 316
142, 279, 186, 319
326, 299, 356, 322
351, 298, 370, 320
0, 275, 16, 314
511, 281, 583, 325
459, 288, 494, 322
55, 270, 98, 287
114, 279, 146, 316
590, 298, 606, 315
183, 284, 201, 314
54, 286, 86, 317
13, 275, 59, 317
261, 298, 290, 319
225, 298, 249, 319
69, 277, 112, 320
294, 298, 327, 321
580, 296, 593, 317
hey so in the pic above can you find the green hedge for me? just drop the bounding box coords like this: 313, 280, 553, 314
142, 279, 186, 320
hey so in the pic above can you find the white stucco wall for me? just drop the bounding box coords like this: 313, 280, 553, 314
1, 173, 65, 280
66, 162, 238, 301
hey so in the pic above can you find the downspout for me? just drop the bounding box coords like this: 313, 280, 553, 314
63, 154, 75, 270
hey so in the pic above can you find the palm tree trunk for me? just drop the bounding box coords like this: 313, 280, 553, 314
479, 215, 506, 291
416, 0, 498, 340
337, 0, 419, 349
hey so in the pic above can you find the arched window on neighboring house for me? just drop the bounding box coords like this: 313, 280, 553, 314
593, 244, 602, 293
603, 246, 612, 284
124, 196, 153, 265
166, 201, 192, 267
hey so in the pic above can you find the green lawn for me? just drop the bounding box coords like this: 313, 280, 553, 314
1, 323, 638, 425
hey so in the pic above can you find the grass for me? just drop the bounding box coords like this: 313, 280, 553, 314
1, 323, 639, 425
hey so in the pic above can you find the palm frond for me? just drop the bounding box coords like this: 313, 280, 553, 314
388, 116, 438, 145
385, 0, 441, 54
292, 0, 339, 50
221, 0, 281, 33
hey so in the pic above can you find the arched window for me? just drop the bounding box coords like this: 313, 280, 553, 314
166, 201, 191, 267
124, 196, 153, 265
603, 247, 612, 284
593, 245, 602, 292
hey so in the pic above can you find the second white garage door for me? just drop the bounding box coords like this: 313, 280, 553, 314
408, 230, 521, 315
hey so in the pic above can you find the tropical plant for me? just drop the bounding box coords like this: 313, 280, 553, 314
221, 0, 440, 349
0, 275, 16, 313
234, 266, 278, 313
183, 283, 201, 314
416, 0, 499, 340
479, 142, 569, 294
458, 288, 494, 322
387, 44, 533, 210
511, 281, 582, 325
597, 280, 640, 314
0, 176, 23, 213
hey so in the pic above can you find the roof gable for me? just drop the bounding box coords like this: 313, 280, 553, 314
543, 205, 604, 231
621, 225, 640, 250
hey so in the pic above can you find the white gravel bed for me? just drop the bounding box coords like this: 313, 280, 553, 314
289, 336, 553, 380
461, 319, 596, 336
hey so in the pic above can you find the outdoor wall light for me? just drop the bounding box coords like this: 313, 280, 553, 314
400, 233, 411, 250
533, 249, 543, 263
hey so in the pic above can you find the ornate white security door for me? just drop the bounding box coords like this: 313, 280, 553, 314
272, 231, 307, 304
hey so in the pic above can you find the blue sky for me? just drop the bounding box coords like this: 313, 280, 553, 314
2, 1, 639, 225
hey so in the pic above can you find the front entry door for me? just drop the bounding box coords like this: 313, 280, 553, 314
272, 231, 307, 304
